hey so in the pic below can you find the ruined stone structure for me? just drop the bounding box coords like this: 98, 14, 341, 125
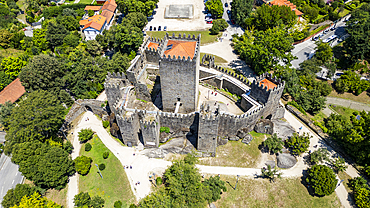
104, 33, 286, 156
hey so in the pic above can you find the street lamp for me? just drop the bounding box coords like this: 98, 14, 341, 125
95, 164, 103, 179
234, 175, 240, 190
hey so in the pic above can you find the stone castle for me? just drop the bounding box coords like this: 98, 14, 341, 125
104, 33, 285, 156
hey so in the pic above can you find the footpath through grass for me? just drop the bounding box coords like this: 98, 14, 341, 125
198, 131, 266, 168
331, 105, 359, 120
215, 176, 341, 208
79, 135, 135, 207
328, 90, 370, 105
146, 30, 220, 45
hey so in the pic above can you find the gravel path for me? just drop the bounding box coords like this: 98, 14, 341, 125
326, 96, 370, 112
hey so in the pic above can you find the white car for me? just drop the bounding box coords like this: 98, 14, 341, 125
323, 35, 338, 43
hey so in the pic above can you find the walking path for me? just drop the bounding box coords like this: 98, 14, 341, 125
326, 96, 370, 112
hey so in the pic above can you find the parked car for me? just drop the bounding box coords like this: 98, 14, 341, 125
312, 36, 319, 41
206, 20, 213, 24
153, 27, 156, 31
206, 13, 212, 18
308, 50, 316, 59
225, 2, 228, 7
230, 19, 235, 24
164, 26, 167, 31
149, 26, 152, 31
205, 17, 213, 22
158, 26, 161, 31
330, 27, 335, 31
318, 33, 324, 38
227, 9, 231, 14
323, 29, 329, 34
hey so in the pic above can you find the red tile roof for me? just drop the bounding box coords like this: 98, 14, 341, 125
101, 10, 114, 24
84, 6, 102, 11
147, 42, 159, 50
101, 0, 117, 13
0, 78, 25, 104
164, 40, 197, 59
260, 78, 277, 90
80, 15, 106, 31
269, 0, 303, 16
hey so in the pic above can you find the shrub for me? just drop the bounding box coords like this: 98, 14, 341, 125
314, 121, 328, 133
98, 163, 105, 170
74, 156, 92, 175
85, 143, 92, 152
102, 120, 110, 128
156, 177, 162, 186
103, 152, 109, 159
114, 200, 122, 208
78, 129, 94, 143
160, 126, 170, 133
306, 165, 337, 196
287, 101, 307, 115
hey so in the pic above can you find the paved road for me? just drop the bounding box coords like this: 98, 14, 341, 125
0, 155, 24, 208
221, 0, 244, 36
326, 97, 370, 112
291, 17, 349, 69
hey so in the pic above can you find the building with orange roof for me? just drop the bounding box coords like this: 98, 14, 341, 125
260, 78, 277, 90
163, 40, 197, 59
0, 78, 26, 105
81, 0, 117, 40
268, 0, 303, 17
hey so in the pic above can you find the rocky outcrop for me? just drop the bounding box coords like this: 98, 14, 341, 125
217, 137, 228, 146
241, 134, 254, 145
143, 148, 168, 158
272, 119, 295, 141
254, 119, 274, 134
265, 160, 276, 169
277, 153, 297, 169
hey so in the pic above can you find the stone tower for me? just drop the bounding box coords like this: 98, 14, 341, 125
159, 33, 201, 113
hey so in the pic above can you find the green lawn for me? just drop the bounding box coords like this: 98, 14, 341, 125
198, 131, 266, 168
215, 176, 341, 208
330, 105, 358, 120
200, 52, 227, 64
146, 30, 220, 45
78, 0, 94, 3
311, 111, 327, 123
79, 135, 135, 207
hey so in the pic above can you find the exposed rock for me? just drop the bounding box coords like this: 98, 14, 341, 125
277, 153, 297, 169
254, 119, 274, 134
236, 129, 247, 139
209, 203, 216, 208
102, 115, 108, 121
160, 137, 196, 155
265, 160, 276, 169
217, 137, 228, 146
160, 132, 170, 143
241, 134, 254, 145
143, 148, 168, 158
272, 119, 295, 141
228, 136, 240, 141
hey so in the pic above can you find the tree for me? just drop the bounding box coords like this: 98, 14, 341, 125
74, 192, 91, 207
0, 101, 14, 130
103, 152, 109, 159
63, 140, 73, 154
1, 56, 28, 78
78, 129, 94, 143
233, 27, 295, 75
263, 133, 284, 154
354, 187, 370, 208
32, 28, 49, 52
231, 0, 253, 26
12, 142, 75, 189
344, 4, 370, 61
11, 192, 61, 208
315, 41, 333, 63
85, 143, 92, 151
205, 0, 224, 18
88, 9, 94, 17
90, 196, 105, 208
332, 157, 348, 173
74, 155, 92, 175
19, 54, 65, 94
125, 12, 148, 29
0, 29, 14, 49
1, 184, 38, 208
245, 5, 297, 31
203, 176, 227, 203
310, 148, 330, 164
4, 90, 65, 155
114, 23, 143, 54
334, 71, 370, 95
46, 22, 68, 49
286, 133, 311, 155
302, 5, 319, 22
306, 165, 337, 196
114, 201, 123, 208
210, 19, 228, 34
60, 16, 80, 31
86, 40, 102, 57
261, 165, 282, 182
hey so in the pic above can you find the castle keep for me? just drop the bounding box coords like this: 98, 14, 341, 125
104, 33, 285, 156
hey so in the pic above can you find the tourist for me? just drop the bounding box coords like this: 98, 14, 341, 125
130, 166, 132, 169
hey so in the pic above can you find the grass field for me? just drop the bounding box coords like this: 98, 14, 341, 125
331, 105, 358, 120
79, 135, 135, 207
200, 53, 227, 64
328, 90, 370, 105
78, 0, 94, 4
45, 187, 68, 207
215, 176, 341, 208
198, 131, 266, 168
311, 111, 327, 123
146, 30, 220, 45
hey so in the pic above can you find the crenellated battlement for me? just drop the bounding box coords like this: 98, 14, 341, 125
106, 72, 126, 80
140, 120, 157, 128
166, 33, 201, 41
161, 54, 194, 62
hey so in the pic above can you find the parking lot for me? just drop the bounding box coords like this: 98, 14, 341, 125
146, 0, 211, 31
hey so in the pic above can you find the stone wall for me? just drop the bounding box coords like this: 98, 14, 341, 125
64, 99, 107, 126
134, 83, 151, 102
140, 119, 160, 147
222, 79, 246, 96
116, 111, 140, 146
198, 114, 218, 156
159, 112, 198, 133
